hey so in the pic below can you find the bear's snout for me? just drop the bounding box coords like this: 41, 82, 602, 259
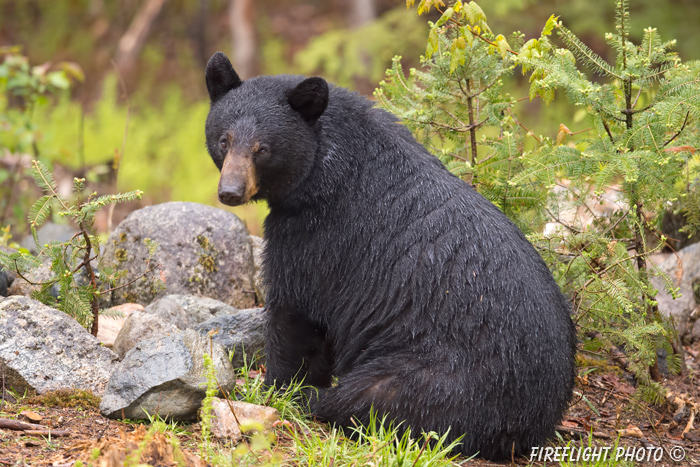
218, 151, 258, 206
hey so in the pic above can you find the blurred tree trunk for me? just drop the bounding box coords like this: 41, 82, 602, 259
350, 0, 376, 28
115, 0, 168, 77
191, 0, 211, 69
228, 0, 259, 79
350, 0, 377, 94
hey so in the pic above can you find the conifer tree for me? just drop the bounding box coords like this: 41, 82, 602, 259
0, 160, 157, 335
380, 0, 700, 400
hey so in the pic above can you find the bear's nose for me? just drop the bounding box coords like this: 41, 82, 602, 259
218, 184, 244, 206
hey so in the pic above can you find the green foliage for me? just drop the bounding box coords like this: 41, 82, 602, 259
0, 51, 83, 230
376, 4, 541, 230
0, 160, 150, 333
296, 7, 428, 89
383, 0, 700, 399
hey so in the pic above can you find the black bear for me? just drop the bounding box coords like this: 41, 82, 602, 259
204, 51, 576, 460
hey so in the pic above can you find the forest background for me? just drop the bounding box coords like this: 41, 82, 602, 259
2, 0, 699, 238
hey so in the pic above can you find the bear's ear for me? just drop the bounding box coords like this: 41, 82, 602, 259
205, 52, 242, 103
287, 77, 329, 123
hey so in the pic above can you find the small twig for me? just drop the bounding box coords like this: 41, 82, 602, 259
98, 262, 161, 295
412, 435, 433, 467
682, 404, 696, 437
662, 112, 690, 148
556, 425, 612, 440
215, 378, 252, 451
11, 258, 56, 287
72, 255, 99, 274
508, 110, 542, 143
601, 117, 615, 144
0, 417, 66, 435
23, 429, 71, 437
571, 127, 592, 136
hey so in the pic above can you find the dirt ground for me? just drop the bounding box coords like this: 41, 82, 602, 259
1, 341, 698, 467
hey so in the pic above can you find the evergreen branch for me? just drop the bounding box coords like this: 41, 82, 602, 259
666, 93, 700, 128
576, 251, 648, 301
662, 112, 690, 147
654, 77, 700, 104
73, 255, 99, 274
28, 195, 54, 230
31, 160, 71, 212
544, 206, 581, 234
557, 26, 622, 80
635, 66, 672, 85
29, 160, 58, 193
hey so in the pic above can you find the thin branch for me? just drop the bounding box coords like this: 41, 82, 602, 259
662, 112, 690, 147
508, 110, 542, 143
601, 118, 615, 144
99, 262, 161, 295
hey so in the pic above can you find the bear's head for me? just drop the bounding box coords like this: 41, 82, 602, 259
204, 51, 329, 206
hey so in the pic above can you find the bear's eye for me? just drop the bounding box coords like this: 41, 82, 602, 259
256, 146, 269, 158
220, 138, 228, 150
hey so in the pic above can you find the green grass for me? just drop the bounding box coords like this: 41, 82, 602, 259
193, 350, 465, 466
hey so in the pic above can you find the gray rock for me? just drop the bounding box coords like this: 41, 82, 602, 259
102, 202, 256, 309
112, 310, 180, 360
195, 308, 266, 368
651, 242, 700, 340
249, 235, 266, 305
0, 296, 118, 395
145, 297, 190, 329
166, 294, 239, 326
100, 329, 237, 421
20, 222, 77, 254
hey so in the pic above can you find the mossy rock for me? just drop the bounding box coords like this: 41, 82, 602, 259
102, 202, 256, 309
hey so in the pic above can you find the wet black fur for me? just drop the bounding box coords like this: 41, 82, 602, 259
205, 52, 576, 461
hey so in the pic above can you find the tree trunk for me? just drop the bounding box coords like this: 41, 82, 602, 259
115, 0, 168, 77
191, 0, 211, 69
228, 0, 258, 79
350, 0, 376, 29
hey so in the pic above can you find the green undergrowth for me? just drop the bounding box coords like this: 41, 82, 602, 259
195, 352, 465, 466
28, 76, 269, 236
